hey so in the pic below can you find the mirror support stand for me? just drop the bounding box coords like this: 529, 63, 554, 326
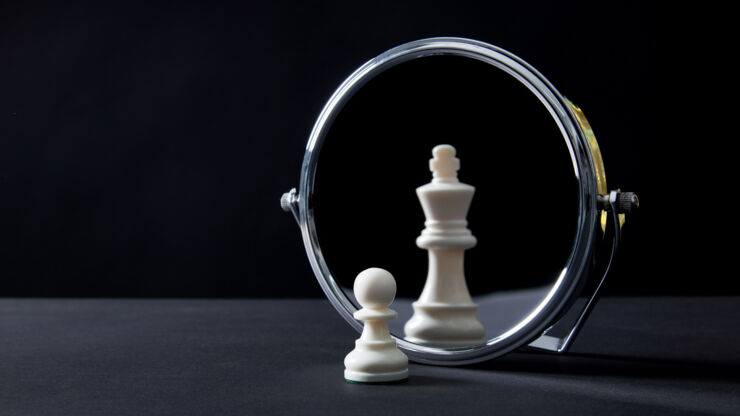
525, 190, 633, 353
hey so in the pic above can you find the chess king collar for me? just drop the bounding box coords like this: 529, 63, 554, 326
280, 37, 639, 365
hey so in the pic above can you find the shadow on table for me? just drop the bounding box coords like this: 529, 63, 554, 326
462, 351, 740, 382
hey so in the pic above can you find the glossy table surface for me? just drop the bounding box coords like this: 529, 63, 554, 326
1, 297, 739, 415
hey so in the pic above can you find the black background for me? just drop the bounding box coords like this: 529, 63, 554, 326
0, 1, 727, 297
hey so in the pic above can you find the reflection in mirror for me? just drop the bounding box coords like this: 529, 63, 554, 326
313, 55, 578, 348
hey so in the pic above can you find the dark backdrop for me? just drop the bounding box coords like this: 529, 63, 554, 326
0, 1, 725, 297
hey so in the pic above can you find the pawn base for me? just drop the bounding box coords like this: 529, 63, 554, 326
344, 369, 409, 384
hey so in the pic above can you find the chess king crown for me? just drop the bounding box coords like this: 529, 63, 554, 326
416, 145, 477, 250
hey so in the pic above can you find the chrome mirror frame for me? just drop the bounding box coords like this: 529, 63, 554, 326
281, 37, 637, 365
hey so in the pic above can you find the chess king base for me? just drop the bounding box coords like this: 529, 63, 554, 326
404, 302, 485, 347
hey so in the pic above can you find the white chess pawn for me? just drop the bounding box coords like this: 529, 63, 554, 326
404, 144, 485, 347
344, 268, 409, 384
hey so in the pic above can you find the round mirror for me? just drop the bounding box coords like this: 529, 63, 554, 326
282, 38, 634, 365
315, 53, 577, 339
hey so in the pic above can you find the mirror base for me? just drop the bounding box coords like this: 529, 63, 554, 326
526, 191, 624, 354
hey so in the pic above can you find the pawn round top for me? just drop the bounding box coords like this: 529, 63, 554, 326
354, 268, 397, 310
430, 144, 460, 179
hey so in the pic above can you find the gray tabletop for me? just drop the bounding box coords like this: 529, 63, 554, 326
1, 297, 739, 415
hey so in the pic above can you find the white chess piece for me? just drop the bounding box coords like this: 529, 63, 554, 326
404, 144, 485, 347
344, 268, 409, 384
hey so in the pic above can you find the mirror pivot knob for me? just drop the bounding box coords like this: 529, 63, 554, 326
617, 192, 639, 214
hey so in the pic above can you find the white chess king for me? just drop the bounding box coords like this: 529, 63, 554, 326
344, 268, 409, 384
403, 144, 486, 347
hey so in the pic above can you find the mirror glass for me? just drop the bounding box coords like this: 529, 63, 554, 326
313, 55, 579, 347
